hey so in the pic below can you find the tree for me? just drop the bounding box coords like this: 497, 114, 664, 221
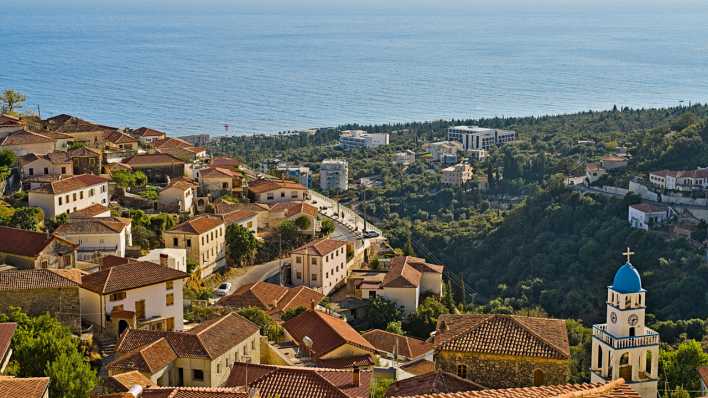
281, 306, 307, 321
370, 377, 394, 398
226, 224, 260, 267
0, 307, 97, 398
294, 215, 311, 231
0, 89, 26, 113
236, 307, 283, 341
320, 219, 335, 236
404, 297, 449, 339
7, 207, 43, 231
385, 321, 405, 335
660, 340, 708, 393
0, 149, 16, 168
366, 296, 405, 330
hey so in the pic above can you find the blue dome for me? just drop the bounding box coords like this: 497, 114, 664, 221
611, 262, 642, 293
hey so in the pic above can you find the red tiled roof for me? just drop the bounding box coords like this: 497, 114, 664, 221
391, 378, 640, 398
81, 261, 189, 294
271, 201, 318, 218
100, 255, 134, 269
19, 151, 71, 166
0, 269, 82, 291
225, 362, 372, 398
282, 310, 375, 359
199, 167, 240, 178
397, 256, 444, 274
168, 215, 224, 235
67, 146, 101, 157
123, 153, 185, 166
105, 130, 138, 144
629, 203, 668, 214
213, 201, 269, 215
291, 239, 347, 257
434, 314, 570, 360
30, 174, 110, 194
153, 137, 192, 149
142, 387, 250, 398
0, 323, 17, 364
361, 329, 433, 359
314, 355, 374, 369
698, 367, 708, 388
106, 370, 155, 392
68, 203, 110, 218
43, 114, 116, 133
219, 210, 258, 226
55, 217, 129, 235
0, 377, 50, 398
164, 177, 197, 191
211, 157, 243, 168
382, 260, 422, 288
0, 114, 21, 128
248, 178, 307, 194
1, 130, 55, 146
115, 312, 259, 360
0, 226, 77, 258
217, 282, 324, 317
108, 337, 177, 374
399, 358, 436, 376
385, 371, 484, 397
133, 127, 167, 138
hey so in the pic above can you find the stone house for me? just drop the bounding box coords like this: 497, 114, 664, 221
42, 113, 115, 148
433, 314, 571, 389
122, 153, 186, 183
195, 166, 245, 198
0, 269, 83, 332
248, 178, 308, 204
80, 260, 189, 336
131, 127, 167, 145
163, 215, 226, 277
282, 309, 377, 368
217, 281, 324, 321
0, 226, 78, 270
54, 217, 133, 261
68, 146, 102, 174
158, 178, 197, 213
265, 201, 319, 235
0, 130, 57, 156
290, 239, 348, 295
108, 312, 260, 387
104, 130, 139, 151
19, 152, 73, 180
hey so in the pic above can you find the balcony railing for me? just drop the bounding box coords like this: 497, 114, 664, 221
593, 324, 660, 349
77, 245, 118, 253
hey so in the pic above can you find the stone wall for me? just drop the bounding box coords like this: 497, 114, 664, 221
0, 287, 81, 333
436, 351, 570, 389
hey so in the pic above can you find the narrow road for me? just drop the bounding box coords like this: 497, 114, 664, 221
226, 259, 283, 290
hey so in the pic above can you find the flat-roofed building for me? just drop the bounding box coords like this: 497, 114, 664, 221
320, 159, 349, 192
448, 126, 516, 150
442, 163, 473, 186
339, 130, 390, 150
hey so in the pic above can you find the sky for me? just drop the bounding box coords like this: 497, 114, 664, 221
5, 0, 706, 14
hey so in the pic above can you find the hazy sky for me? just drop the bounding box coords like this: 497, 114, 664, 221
6, 0, 706, 13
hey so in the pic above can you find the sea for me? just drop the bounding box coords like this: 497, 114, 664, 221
2, 4, 708, 135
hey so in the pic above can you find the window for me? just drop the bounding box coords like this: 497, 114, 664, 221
73, 193, 77, 201
110, 292, 127, 301
89, 188, 94, 197
187, 239, 191, 247
166, 281, 174, 290
101, 185, 106, 193
166, 317, 175, 331
251, 339, 255, 350
65, 194, 70, 203
533, 369, 545, 386
312, 274, 317, 281
280, 192, 285, 198
192, 369, 204, 381
44, 167, 49, 174
296, 272, 302, 279
61, 167, 66, 174
296, 257, 302, 264
457, 364, 467, 379
28, 168, 34, 176
173, 237, 178, 246
58, 197, 63, 206
79, 191, 84, 199
311, 258, 317, 265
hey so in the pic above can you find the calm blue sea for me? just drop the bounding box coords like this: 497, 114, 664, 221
2, 7, 708, 135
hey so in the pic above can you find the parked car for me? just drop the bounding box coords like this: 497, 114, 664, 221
214, 282, 232, 297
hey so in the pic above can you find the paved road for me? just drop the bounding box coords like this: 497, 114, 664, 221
226, 258, 284, 291
308, 190, 382, 235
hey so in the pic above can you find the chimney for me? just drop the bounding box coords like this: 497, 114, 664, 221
352, 366, 360, 387
310, 299, 317, 311
159, 253, 169, 267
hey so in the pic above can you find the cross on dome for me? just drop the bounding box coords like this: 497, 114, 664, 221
623, 247, 635, 263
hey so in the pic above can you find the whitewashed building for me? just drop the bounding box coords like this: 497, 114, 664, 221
447, 126, 516, 150
54, 217, 133, 261
628, 203, 671, 230
28, 174, 110, 219
339, 130, 389, 150
320, 159, 349, 192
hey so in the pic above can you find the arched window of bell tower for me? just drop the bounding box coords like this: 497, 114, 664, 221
646, 351, 652, 374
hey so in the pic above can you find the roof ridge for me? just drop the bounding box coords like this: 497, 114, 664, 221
508, 315, 570, 359
278, 286, 307, 311
436, 314, 493, 348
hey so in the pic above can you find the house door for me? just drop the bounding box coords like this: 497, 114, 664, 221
118, 320, 129, 335
619, 365, 632, 380
135, 300, 146, 320
178, 368, 184, 386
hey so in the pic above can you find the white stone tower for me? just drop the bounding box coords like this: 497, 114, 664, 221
590, 248, 659, 398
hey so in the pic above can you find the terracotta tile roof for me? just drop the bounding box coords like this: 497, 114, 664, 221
199, 167, 240, 178
108, 337, 177, 374
361, 329, 433, 359
19, 151, 71, 166
629, 203, 667, 213
291, 239, 347, 257
68, 203, 110, 219
55, 217, 129, 235
601, 155, 626, 162
399, 358, 436, 376
282, 310, 375, 359
100, 255, 134, 269
0, 269, 79, 291
385, 371, 484, 397
1, 130, 55, 146
0, 376, 50, 398
382, 260, 422, 288
698, 367, 708, 388
0, 226, 77, 257
0, 114, 21, 128
434, 314, 570, 360
314, 355, 374, 369
142, 387, 250, 398
392, 378, 639, 398
43, 114, 115, 133
0, 323, 17, 364
67, 146, 101, 157
271, 201, 318, 218
248, 178, 307, 194
218, 282, 325, 317
115, 312, 259, 360
153, 137, 192, 149
81, 261, 189, 294
123, 153, 185, 166
164, 177, 197, 191
394, 256, 444, 274
133, 127, 167, 138
30, 173, 110, 194
105, 130, 138, 144
213, 201, 269, 215
226, 362, 372, 398
219, 210, 259, 226
106, 370, 155, 392
211, 157, 243, 168
168, 215, 224, 235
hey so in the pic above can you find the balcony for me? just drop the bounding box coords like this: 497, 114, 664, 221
593, 324, 660, 349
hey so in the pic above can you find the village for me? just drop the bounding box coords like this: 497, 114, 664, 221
0, 111, 694, 398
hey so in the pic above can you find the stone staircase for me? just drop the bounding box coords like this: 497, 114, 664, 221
95, 335, 117, 358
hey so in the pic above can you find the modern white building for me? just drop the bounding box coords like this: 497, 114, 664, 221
281, 166, 312, 188
394, 150, 416, 166
139, 248, 188, 273
590, 250, 659, 398
339, 130, 389, 150
424, 141, 463, 162
447, 126, 516, 150
628, 203, 671, 230
28, 174, 110, 219
320, 159, 349, 192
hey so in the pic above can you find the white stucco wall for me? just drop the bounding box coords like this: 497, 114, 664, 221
381, 286, 419, 314
29, 181, 109, 219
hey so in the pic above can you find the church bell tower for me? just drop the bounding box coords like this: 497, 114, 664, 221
590, 248, 659, 398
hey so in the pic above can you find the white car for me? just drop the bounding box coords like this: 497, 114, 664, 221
214, 282, 232, 297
